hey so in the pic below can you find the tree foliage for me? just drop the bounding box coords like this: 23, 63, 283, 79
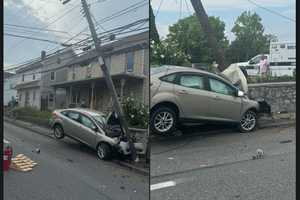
150, 11, 277, 67
151, 14, 228, 66
227, 11, 277, 63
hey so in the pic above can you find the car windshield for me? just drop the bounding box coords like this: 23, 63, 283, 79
150, 66, 169, 75
91, 114, 107, 126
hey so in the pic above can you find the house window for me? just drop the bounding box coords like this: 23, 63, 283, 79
50, 71, 55, 81
280, 44, 286, 48
49, 94, 54, 102
19, 93, 22, 101
33, 91, 36, 101
33, 73, 35, 80
126, 52, 134, 72
22, 74, 25, 82
287, 45, 295, 49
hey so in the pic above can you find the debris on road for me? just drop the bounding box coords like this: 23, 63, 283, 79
252, 149, 264, 160
10, 154, 37, 172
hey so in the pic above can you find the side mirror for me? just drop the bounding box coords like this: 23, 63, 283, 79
92, 126, 98, 132
237, 90, 244, 97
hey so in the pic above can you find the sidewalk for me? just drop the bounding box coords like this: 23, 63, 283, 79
4, 116, 149, 175
258, 112, 295, 129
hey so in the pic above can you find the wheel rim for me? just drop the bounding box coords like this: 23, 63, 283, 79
54, 127, 62, 138
97, 146, 105, 159
241, 112, 256, 131
154, 111, 174, 133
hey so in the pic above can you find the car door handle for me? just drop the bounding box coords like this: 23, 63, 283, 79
177, 90, 188, 95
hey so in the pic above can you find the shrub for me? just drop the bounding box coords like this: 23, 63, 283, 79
11, 107, 52, 127
121, 97, 149, 129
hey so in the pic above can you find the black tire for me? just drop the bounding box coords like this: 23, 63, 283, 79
150, 106, 177, 135
238, 110, 257, 133
97, 143, 112, 160
53, 124, 65, 139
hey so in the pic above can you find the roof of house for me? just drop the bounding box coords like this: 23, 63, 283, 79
4, 71, 15, 79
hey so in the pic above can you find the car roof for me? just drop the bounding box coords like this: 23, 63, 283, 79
153, 65, 233, 84
58, 108, 105, 116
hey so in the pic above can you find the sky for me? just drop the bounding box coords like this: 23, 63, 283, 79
4, 0, 149, 70
151, 0, 295, 42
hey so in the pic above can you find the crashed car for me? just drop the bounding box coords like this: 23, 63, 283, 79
49, 108, 144, 160
150, 65, 270, 135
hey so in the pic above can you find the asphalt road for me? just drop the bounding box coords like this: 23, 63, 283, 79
4, 122, 149, 200
150, 126, 295, 200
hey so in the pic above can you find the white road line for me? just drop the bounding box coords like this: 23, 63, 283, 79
150, 181, 176, 191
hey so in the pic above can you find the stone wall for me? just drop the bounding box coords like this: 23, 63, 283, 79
248, 82, 296, 113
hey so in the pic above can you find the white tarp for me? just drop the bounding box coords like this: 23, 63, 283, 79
221, 63, 248, 94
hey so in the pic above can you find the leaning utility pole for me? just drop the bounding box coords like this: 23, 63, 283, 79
190, 0, 227, 71
62, 0, 137, 161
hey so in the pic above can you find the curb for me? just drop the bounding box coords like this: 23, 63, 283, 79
113, 160, 149, 176
258, 120, 295, 129
4, 118, 54, 139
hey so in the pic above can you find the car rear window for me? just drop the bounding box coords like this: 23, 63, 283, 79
160, 73, 177, 83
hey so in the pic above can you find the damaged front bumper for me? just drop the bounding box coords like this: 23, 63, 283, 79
257, 99, 271, 115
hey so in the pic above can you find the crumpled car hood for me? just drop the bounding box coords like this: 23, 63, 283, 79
221, 63, 248, 94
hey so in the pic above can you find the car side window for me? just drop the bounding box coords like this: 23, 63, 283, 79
209, 78, 235, 96
179, 74, 205, 90
160, 73, 177, 83
67, 112, 80, 122
61, 111, 68, 116
80, 115, 96, 130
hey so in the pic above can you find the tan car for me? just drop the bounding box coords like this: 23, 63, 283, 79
150, 65, 260, 135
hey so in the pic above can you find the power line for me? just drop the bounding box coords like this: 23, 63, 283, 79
4, 33, 64, 45
5, 21, 148, 71
95, 0, 148, 30
246, 0, 295, 22
7, 2, 81, 51
155, 0, 164, 17
4, 23, 70, 34
184, 0, 192, 15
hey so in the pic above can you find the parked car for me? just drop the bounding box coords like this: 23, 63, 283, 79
150, 65, 261, 135
50, 108, 124, 160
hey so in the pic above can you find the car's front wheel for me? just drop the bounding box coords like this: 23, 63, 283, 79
150, 107, 177, 135
97, 143, 112, 160
239, 110, 257, 132
53, 124, 65, 139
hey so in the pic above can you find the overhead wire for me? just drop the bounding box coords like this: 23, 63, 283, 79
246, 0, 295, 22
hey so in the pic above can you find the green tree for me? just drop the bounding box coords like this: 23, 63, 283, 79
164, 15, 228, 65
227, 11, 277, 63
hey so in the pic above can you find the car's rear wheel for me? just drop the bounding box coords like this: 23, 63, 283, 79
97, 143, 112, 160
239, 110, 257, 132
53, 124, 65, 139
150, 107, 177, 135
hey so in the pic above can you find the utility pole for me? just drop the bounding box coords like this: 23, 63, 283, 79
62, 0, 137, 161
190, 0, 227, 71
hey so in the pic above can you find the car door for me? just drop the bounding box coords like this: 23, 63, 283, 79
64, 111, 82, 139
77, 114, 98, 147
173, 72, 212, 120
207, 76, 242, 122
